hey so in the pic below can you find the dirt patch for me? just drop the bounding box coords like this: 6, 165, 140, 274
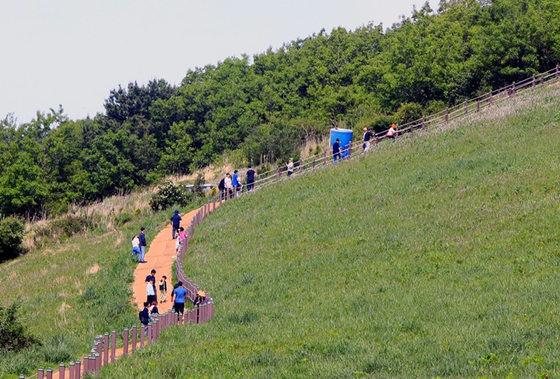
58, 302, 72, 314
86, 263, 100, 275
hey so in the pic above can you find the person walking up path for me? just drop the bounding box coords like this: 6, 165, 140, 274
131, 207, 201, 314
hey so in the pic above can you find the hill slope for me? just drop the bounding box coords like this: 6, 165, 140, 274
101, 85, 560, 378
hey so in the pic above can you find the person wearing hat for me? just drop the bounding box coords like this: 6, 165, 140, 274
363, 127, 373, 152
171, 281, 188, 319
287, 158, 294, 177
170, 209, 182, 240
387, 124, 397, 140
193, 290, 208, 307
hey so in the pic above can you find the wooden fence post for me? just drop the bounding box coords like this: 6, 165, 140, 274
103, 332, 109, 366
69, 362, 75, 379
421, 116, 425, 130
556, 65, 559, 81
58, 363, 65, 379
37, 367, 44, 379
323, 151, 327, 165
445, 108, 449, 123
75, 360, 81, 379
131, 326, 137, 352
464, 100, 468, 114
123, 328, 129, 355
110, 330, 116, 363
489, 91, 493, 105
477, 100, 480, 112
46, 367, 53, 379
532, 74, 536, 88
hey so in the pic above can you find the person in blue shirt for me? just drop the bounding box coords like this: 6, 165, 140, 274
333, 138, 341, 163
171, 281, 188, 319
232, 170, 241, 194
170, 210, 181, 239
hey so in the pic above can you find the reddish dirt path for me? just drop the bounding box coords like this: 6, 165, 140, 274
132, 208, 200, 313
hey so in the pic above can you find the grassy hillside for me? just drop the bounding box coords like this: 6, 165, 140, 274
102, 85, 559, 378
0, 191, 204, 378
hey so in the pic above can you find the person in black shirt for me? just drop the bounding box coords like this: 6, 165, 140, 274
246, 165, 256, 192
363, 127, 373, 152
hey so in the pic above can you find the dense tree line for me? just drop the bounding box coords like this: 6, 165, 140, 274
1, 0, 558, 218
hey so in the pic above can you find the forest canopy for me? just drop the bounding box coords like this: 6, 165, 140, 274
1, 0, 559, 218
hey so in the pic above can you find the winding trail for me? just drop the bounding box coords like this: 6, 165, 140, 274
132, 208, 200, 313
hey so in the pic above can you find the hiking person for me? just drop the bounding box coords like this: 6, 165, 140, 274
387, 124, 397, 140
232, 170, 242, 194
139, 302, 150, 327
132, 234, 140, 261
170, 210, 182, 239
218, 176, 226, 198
287, 158, 294, 177
333, 138, 341, 163
363, 127, 373, 151
171, 281, 188, 319
138, 227, 147, 263
146, 269, 157, 302
150, 300, 159, 315
147, 279, 156, 304
193, 290, 208, 307
246, 165, 255, 191
224, 173, 233, 198
159, 276, 168, 303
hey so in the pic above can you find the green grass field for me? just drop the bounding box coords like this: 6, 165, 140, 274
96, 85, 560, 378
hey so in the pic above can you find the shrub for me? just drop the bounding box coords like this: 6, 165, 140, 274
0, 216, 25, 262
149, 181, 193, 211
0, 302, 39, 352
192, 173, 205, 199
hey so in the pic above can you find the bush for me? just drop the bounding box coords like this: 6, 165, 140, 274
0, 302, 39, 352
149, 181, 193, 211
0, 216, 25, 262
394, 102, 424, 125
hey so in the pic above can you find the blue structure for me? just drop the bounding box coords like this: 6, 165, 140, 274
330, 128, 353, 149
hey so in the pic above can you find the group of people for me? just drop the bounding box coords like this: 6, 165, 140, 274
218, 166, 256, 196
139, 275, 208, 326
332, 124, 398, 162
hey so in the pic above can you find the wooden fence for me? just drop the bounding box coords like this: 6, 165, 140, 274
23, 203, 216, 379
249, 65, 560, 190
22, 64, 560, 378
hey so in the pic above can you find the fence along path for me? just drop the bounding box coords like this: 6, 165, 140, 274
22, 65, 560, 378
249, 65, 560, 190
23, 205, 216, 379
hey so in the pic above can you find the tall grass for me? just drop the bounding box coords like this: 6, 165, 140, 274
99, 85, 560, 378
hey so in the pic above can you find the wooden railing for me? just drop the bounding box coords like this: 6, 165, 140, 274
23, 203, 216, 379
249, 65, 560, 189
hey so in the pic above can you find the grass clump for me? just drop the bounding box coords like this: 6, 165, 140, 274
98, 85, 560, 378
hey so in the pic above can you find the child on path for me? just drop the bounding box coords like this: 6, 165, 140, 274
159, 276, 168, 303
150, 300, 159, 315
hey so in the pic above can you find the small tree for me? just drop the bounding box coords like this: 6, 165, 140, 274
0, 302, 38, 351
149, 181, 192, 211
0, 216, 25, 262
192, 173, 205, 198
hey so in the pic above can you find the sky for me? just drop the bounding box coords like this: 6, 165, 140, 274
0, 0, 433, 125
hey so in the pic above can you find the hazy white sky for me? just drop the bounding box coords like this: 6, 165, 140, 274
1, 0, 432, 124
